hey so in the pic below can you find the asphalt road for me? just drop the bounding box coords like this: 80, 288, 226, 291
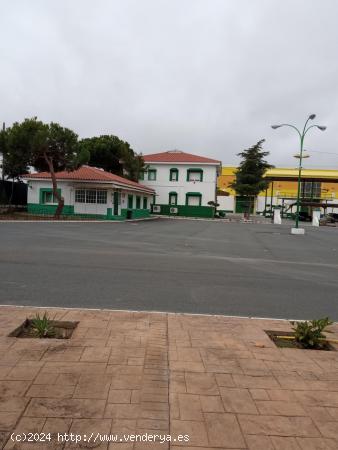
1, 219, 338, 320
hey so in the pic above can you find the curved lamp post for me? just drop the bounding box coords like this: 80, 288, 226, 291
271, 114, 326, 232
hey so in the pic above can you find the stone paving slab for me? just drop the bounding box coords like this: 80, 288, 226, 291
0, 307, 337, 449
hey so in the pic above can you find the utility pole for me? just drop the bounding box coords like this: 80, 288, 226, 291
1, 122, 5, 181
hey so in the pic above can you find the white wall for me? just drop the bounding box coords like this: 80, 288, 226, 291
28, 180, 153, 213
217, 196, 235, 211
27, 181, 73, 205
141, 163, 218, 206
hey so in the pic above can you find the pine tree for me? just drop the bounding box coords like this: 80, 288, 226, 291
230, 139, 273, 217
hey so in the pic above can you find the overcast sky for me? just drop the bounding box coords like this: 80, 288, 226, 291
1, 0, 338, 168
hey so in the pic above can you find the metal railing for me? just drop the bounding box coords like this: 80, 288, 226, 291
276, 191, 335, 200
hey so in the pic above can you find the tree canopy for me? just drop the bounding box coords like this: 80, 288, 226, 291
78, 135, 145, 182
230, 139, 273, 197
3, 118, 87, 217
2, 118, 145, 217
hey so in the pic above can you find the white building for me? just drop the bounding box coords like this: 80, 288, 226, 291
23, 165, 154, 220
141, 150, 221, 218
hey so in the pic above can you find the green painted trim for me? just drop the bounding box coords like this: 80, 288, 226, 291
121, 208, 151, 219
28, 204, 74, 215
187, 168, 203, 182
170, 168, 179, 181
152, 204, 214, 218
27, 203, 148, 221
39, 188, 61, 205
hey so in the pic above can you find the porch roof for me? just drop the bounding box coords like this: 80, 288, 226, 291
23, 165, 155, 194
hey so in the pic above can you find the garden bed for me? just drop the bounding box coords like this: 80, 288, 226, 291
265, 330, 335, 351
9, 319, 78, 339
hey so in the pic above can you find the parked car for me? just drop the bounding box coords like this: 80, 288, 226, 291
326, 213, 338, 223
298, 211, 311, 222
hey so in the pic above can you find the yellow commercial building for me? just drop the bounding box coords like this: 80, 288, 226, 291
217, 166, 338, 217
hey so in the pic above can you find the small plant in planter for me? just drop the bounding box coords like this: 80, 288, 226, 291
266, 317, 336, 351
291, 317, 333, 349
8, 313, 78, 339
31, 313, 56, 338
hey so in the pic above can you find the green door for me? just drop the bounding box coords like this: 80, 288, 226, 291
235, 196, 254, 213
113, 191, 119, 215
128, 195, 133, 209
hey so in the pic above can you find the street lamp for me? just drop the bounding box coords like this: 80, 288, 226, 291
271, 114, 326, 234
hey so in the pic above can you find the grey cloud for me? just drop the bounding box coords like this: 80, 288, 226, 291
1, 0, 337, 168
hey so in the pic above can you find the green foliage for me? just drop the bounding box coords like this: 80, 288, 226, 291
4, 118, 84, 177
230, 139, 273, 197
291, 317, 333, 349
4, 118, 86, 217
30, 313, 56, 338
207, 201, 220, 207
78, 135, 145, 181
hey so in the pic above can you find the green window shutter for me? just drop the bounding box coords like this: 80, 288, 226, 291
143, 197, 148, 209
170, 168, 179, 181
169, 192, 178, 206
128, 194, 133, 209
136, 196, 141, 209
139, 172, 144, 181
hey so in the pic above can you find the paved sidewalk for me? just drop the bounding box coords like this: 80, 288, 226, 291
0, 307, 337, 449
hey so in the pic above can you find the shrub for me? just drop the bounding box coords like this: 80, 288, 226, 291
30, 313, 55, 338
291, 317, 333, 349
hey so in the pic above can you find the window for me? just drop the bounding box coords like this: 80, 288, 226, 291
170, 168, 179, 181
40, 189, 60, 204
86, 190, 97, 203
148, 169, 157, 181
301, 182, 321, 199
169, 192, 178, 206
75, 190, 85, 203
97, 190, 107, 204
43, 192, 57, 204
139, 172, 144, 181
136, 196, 141, 209
143, 197, 148, 209
75, 189, 107, 204
186, 192, 202, 206
187, 169, 203, 182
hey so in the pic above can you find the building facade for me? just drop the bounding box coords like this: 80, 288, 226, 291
24, 166, 154, 220
218, 166, 338, 215
141, 150, 221, 218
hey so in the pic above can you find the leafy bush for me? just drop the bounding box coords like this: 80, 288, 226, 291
31, 313, 55, 338
291, 317, 333, 349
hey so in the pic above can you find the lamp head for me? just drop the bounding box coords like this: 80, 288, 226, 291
271, 125, 282, 129
309, 114, 316, 120
317, 125, 326, 131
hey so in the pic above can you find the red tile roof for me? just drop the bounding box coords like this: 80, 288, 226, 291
143, 150, 221, 164
23, 166, 154, 193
